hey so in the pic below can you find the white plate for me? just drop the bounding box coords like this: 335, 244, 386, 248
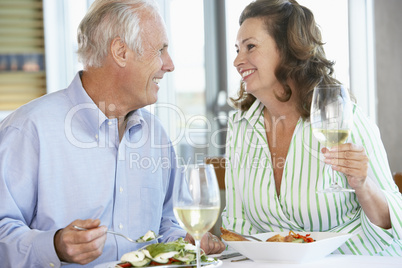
224, 231, 352, 263
94, 259, 222, 268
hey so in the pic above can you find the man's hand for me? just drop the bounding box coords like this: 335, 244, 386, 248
54, 219, 107, 265
185, 232, 226, 255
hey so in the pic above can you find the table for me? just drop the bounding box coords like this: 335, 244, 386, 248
219, 253, 401, 268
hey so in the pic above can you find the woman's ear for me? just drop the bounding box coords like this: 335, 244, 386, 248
110, 37, 127, 67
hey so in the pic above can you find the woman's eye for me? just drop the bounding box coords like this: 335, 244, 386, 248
235, 44, 254, 54
247, 44, 255, 50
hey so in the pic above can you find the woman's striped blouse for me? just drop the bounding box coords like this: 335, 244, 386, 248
221, 99, 402, 256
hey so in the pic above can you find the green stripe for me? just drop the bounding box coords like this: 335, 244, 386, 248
260, 148, 284, 229
332, 173, 340, 227
321, 163, 332, 229
253, 140, 275, 232
245, 143, 264, 232
357, 234, 373, 256
231, 114, 242, 230
306, 123, 314, 229
297, 121, 305, 227
253, 156, 271, 231
344, 240, 357, 254
349, 237, 363, 255
358, 109, 392, 187
363, 215, 388, 251
290, 129, 297, 223
237, 126, 246, 175
258, 161, 275, 232
281, 120, 300, 222
246, 153, 266, 232
315, 141, 323, 231
354, 110, 388, 189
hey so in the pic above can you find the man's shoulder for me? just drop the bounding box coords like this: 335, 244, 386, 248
136, 108, 170, 138
0, 89, 69, 130
138, 108, 163, 125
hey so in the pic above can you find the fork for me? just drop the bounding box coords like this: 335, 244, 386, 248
73, 225, 163, 243
227, 229, 263, 242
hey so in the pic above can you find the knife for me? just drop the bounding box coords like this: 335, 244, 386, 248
217, 252, 242, 260
115, 260, 221, 268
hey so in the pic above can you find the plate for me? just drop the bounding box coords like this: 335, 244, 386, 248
94, 259, 222, 268
223, 231, 352, 263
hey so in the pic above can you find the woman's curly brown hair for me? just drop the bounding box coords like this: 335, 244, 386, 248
230, 0, 340, 119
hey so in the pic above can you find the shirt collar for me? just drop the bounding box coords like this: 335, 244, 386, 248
65, 71, 109, 135
233, 98, 265, 127
66, 72, 146, 136
126, 109, 145, 130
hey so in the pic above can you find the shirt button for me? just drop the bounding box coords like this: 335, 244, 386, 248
95, 134, 99, 140
119, 224, 123, 230
119, 186, 123, 193
108, 121, 112, 126
49, 263, 55, 267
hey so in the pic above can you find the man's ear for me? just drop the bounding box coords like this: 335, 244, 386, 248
110, 37, 127, 67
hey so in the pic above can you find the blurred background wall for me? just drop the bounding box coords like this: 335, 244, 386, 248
374, 0, 402, 174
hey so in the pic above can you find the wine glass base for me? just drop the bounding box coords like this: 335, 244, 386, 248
317, 184, 355, 193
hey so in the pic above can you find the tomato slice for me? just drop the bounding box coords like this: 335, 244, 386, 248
116, 262, 132, 268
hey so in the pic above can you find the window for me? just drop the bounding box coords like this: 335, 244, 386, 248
0, 0, 46, 117
297, 0, 350, 87
156, 0, 223, 164
43, 0, 89, 94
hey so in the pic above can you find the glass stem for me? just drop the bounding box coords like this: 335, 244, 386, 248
331, 168, 336, 186
195, 239, 201, 268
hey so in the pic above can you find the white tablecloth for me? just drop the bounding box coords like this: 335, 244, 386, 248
219, 254, 401, 268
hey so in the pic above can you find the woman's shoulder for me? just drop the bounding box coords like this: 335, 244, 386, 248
350, 103, 383, 144
351, 103, 378, 128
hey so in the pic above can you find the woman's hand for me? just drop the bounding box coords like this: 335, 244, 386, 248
322, 143, 391, 229
185, 232, 226, 255
322, 143, 369, 190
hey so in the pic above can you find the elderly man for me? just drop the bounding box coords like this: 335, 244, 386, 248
0, 0, 225, 267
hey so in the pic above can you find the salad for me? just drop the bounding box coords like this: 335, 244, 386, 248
116, 238, 214, 267
267, 231, 315, 243
136, 230, 157, 243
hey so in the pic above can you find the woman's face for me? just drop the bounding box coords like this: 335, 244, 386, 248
234, 17, 282, 99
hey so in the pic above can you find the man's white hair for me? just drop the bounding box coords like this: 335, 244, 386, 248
77, 0, 160, 68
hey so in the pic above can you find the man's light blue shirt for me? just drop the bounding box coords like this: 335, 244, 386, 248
0, 72, 186, 267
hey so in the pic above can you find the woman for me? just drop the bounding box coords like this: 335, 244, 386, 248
221, 0, 402, 256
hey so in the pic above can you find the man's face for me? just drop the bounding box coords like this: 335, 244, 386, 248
124, 10, 174, 110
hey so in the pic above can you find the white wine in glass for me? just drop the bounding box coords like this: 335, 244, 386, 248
173, 207, 220, 240
312, 129, 351, 148
173, 164, 220, 268
310, 84, 355, 193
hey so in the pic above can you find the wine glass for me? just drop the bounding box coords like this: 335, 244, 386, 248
173, 164, 220, 268
310, 84, 355, 193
